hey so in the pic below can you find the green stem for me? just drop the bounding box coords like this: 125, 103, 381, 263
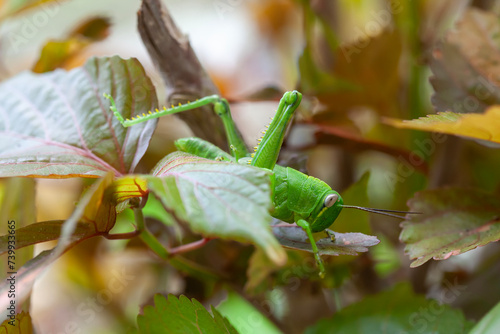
134, 208, 169, 259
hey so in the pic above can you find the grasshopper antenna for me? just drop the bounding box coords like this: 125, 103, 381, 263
341, 205, 422, 219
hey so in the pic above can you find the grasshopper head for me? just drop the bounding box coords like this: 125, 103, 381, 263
309, 191, 344, 233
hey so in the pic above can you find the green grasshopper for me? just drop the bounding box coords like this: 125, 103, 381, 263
104, 91, 418, 277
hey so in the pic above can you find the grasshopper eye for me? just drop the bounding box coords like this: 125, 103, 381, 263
324, 194, 338, 208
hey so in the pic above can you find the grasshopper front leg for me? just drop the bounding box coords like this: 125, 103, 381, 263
250, 91, 302, 170
296, 219, 326, 278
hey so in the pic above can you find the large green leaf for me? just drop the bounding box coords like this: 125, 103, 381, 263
148, 152, 287, 266
469, 299, 500, 334
137, 294, 238, 334
0, 56, 157, 178
400, 188, 500, 267
305, 283, 473, 334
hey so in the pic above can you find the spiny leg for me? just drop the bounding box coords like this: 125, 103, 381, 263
250, 91, 302, 170
296, 219, 325, 278
104, 93, 220, 126
104, 93, 248, 160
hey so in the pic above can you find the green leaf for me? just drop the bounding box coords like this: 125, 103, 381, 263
469, 299, 500, 334
400, 188, 500, 267
0, 56, 158, 178
137, 294, 239, 334
147, 152, 287, 266
217, 291, 281, 334
305, 283, 473, 334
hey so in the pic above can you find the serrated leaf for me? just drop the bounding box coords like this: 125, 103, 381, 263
305, 283, 473, 334
147, 152, 286, 266
469, 299, 500, 334
430, 8, 500, 114
137, 294, 239, 334
0, 56, 157, 178
400, 188, 500, 268
385, 107, 500, 146
0, 311, 33, 333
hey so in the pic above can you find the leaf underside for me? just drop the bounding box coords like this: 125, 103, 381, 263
0, 56, 158, 178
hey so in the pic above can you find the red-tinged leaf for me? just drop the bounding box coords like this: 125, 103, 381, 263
0, 56, 158, 178
107, 175, 148, 204
400, 188, 500, 267
147, 151, 287, 266
430, 8, 500, 114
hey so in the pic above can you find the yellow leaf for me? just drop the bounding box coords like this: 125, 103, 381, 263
384, 106, 500, 144
0, 311, 33, 334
